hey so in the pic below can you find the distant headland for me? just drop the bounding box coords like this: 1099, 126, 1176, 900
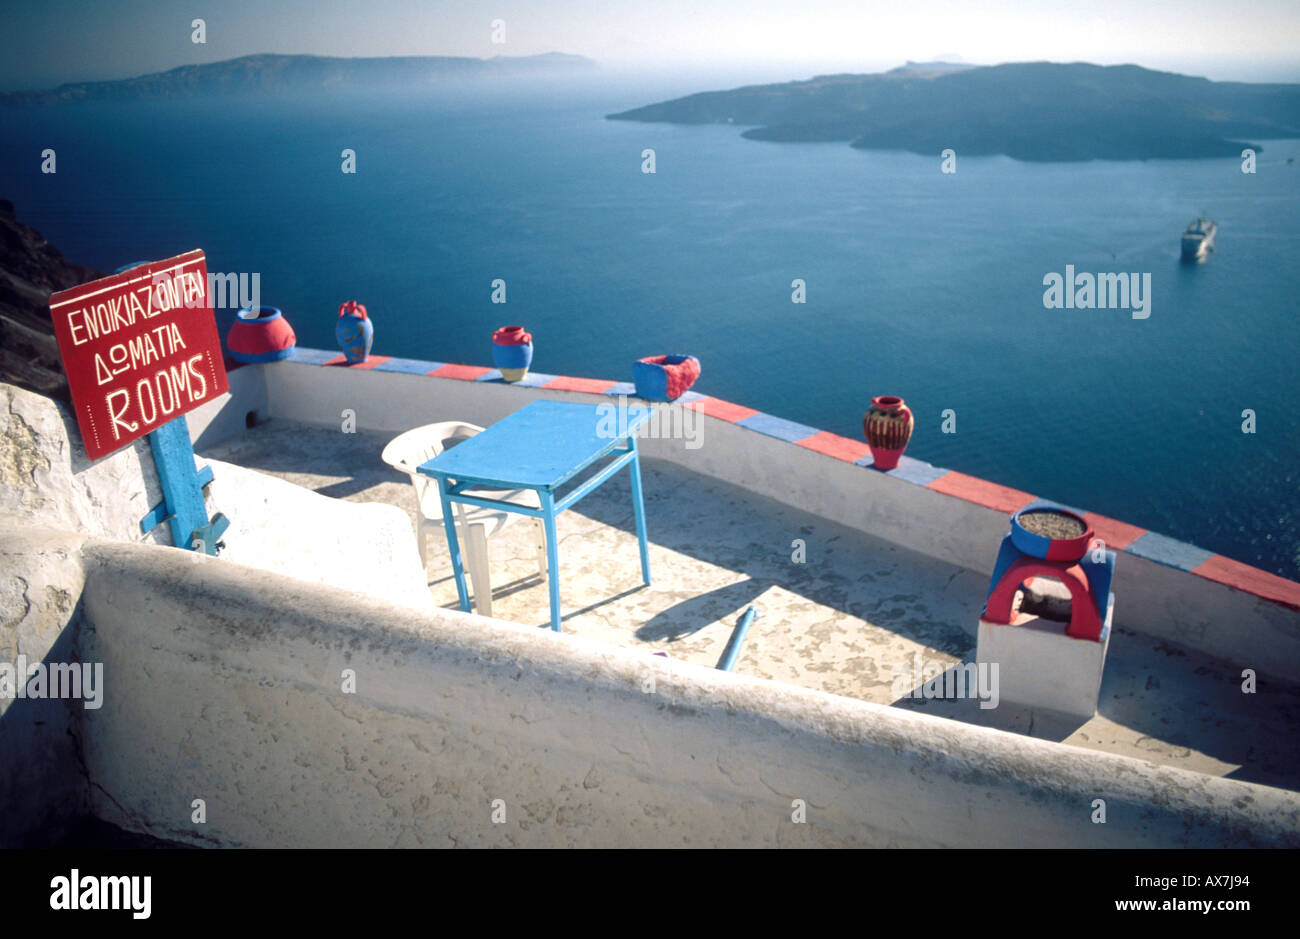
0, 52, 599, 107
607, 61, 1300, 162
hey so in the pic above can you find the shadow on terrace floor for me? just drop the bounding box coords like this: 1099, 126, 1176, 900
201, 419, 986, 698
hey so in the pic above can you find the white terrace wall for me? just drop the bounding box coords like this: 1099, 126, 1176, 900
0, 375, 178, 847
0, 527, 89, 846
74, 535, 1300, 848
0, 379, 425, 846
233, 359, 1300, 679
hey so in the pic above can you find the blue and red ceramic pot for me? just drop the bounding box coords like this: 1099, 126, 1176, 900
336, 300, 373, 364
863, 395, 913, 470
227, 306, 296, 363
1010, 503, 1095, 562
492, 325, 533, 382
633, 354, 700, 401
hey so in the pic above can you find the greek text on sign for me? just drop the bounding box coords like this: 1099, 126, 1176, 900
48, 250, 229, 461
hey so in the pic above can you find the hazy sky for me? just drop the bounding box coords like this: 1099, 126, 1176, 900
3, 0, 1299, 89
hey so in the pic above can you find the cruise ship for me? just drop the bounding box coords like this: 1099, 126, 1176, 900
1181, 216, 1217, 261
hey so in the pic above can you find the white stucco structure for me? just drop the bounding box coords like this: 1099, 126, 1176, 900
2, 362, 1299, 849
977, 603, 1113, 718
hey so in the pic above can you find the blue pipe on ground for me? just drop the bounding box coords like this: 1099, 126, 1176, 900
717, 605, 759, 672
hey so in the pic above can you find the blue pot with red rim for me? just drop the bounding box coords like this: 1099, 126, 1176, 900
1010, 502, 1095, 562
492, 325, 533, 382
336, 300, 373, 364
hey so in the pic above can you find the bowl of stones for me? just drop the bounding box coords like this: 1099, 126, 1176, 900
1010, 504, 1095, 562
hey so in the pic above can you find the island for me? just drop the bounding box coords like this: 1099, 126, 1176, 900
0, 52, 598, 107
607, 61, 1300, 161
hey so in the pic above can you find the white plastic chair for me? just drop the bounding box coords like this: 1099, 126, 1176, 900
381, 421, 547, 617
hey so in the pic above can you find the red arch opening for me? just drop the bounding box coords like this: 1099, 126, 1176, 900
984, 557, 1103, 641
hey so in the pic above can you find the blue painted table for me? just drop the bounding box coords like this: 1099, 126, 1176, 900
417, 400, 653, 631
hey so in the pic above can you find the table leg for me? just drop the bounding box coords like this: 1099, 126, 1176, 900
540, 490, 562, 632
628, 436, 652, 586
437, 478, 471, 613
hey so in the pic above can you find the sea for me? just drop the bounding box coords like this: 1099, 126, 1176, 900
2, 74, 1297, 579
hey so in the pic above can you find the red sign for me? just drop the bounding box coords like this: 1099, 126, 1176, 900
48, 250, 229, 461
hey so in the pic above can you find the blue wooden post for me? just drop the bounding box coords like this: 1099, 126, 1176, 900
138, 415, 228, 554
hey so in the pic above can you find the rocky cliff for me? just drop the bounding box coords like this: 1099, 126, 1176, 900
0, 201, 102, 402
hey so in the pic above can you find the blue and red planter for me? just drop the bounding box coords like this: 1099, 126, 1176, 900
1010, 503, 1095, 561
492, 326, 533, 382
984, 501, 1112, 641
227, 306, 297, 364
633, 354, 700, 402
336, 301, 374, 365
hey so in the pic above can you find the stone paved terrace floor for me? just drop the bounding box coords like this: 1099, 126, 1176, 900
201, 419, 1300, 792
